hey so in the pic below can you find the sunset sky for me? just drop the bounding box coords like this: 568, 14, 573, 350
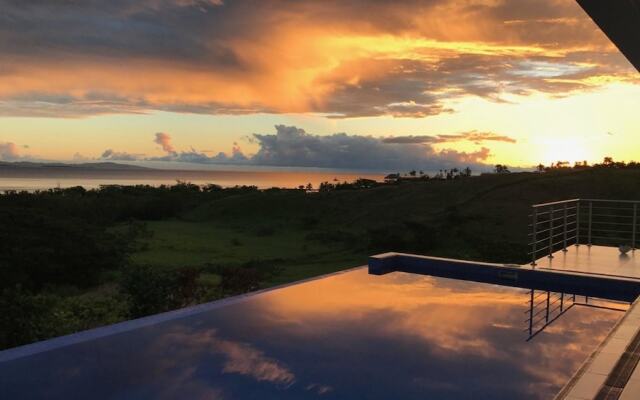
1, 0, 638, 171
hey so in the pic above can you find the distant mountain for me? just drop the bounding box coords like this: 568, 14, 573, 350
0, 161, 152, 171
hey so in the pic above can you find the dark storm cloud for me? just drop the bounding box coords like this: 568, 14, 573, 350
0, 0, 636, 118
248, 125, 492, 170
101, 126, 495, 170
100, 149, 144, 161
382, 131, 516, 145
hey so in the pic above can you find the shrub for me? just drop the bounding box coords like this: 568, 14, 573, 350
0, 286, 57, 349
0, 210, 131, 291
218, 260, 283, 295
120, 265, 201, 318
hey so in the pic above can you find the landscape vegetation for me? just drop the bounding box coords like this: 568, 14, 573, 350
2, 159, 640, 350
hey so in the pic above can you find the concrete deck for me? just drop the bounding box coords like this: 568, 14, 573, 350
531, 246, 640, 400
533, 245, 640, 280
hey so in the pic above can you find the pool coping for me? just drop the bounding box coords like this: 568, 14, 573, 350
0, 265, 364, 363
369, 252, 640, 302
556, 297, 640, 400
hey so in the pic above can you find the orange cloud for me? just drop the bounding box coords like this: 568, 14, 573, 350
0, 0, 637, 118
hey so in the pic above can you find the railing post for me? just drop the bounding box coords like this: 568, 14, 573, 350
562, 203, 568, 252
531, 208, 538, 266
588, 201, 593, 247
576, 200, 581, 246
633, 203, 637, 251
548, 205, 554, 258
528, 290, 534, 334
545, 291, 550, 323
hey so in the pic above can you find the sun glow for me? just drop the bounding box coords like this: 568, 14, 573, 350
538, 138, 592, 166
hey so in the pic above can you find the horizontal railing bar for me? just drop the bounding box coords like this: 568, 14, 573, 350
532, 199, 581, 208
533, 298, 548, 308
573, 303, 628, 312
587, 228, 633, 234
531, 308, 547, 319
550, 306, 563, 315
578, 227, 632, 233
553, 228, 577, 237
588, 235, 633, 242
582, 199, 640, 204
581, 207, 635, 213
528, 216, 578, 224
544, 239, 569, 249
531, 210, 553, 217
528, 221, 571, 228
531, 228, 553, 236
529, 248, 545, 255
546, 214, 578, 223
533, 291, 546, 300
527, 238, 577, 254
528, 228, 577, 239
588, 221, 635, 227
532, 317, 548, 326
533, 212, 578, 220
589, 213, 634, 219
530, 199, 640, 261
533, 205, 579, 212
550, 302, 562, 311
543, 206, 579, 214
530, 225, 578, 236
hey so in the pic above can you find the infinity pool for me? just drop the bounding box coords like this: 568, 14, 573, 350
0, 268, 626, 399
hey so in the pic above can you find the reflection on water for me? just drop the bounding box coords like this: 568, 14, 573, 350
0, 269, 626, 399
0, 168, 384, 191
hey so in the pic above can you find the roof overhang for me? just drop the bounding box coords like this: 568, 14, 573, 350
577, 0, 640, 72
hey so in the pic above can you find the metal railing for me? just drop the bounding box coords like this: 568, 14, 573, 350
524, 289, 579, 341
529, 199, 640, 266
523, 289, 627, 341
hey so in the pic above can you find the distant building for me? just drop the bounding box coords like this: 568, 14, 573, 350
384, 173, 400, 183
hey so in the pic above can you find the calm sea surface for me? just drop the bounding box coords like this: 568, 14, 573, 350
0, 167, 386, 191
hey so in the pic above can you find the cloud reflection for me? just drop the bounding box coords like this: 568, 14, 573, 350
0, 268, 625, 399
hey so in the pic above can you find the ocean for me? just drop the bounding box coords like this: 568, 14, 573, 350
0, 165, 386, 191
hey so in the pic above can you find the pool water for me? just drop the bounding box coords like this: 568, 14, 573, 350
0, 268, 626, 399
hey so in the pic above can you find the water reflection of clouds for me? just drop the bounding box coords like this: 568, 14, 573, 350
150, 327, 296, 387
0, 269, 624, 399
248, 270, 623, 398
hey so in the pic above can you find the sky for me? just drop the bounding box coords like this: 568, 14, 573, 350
0, 0, 638, 171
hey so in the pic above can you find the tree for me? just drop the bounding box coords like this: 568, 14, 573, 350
494, 164, 510, 174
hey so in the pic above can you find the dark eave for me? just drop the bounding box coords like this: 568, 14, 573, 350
577, 0, 640, 72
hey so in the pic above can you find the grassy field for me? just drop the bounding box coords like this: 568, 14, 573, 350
130, 167, 640, 282
132, 220, 365, 285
